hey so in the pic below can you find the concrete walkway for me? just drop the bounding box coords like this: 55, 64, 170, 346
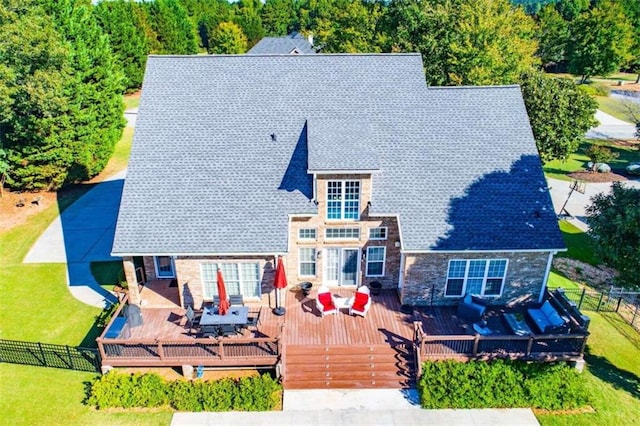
171, 389, 539, 425
24, 169, 126, 308
586, 110, 636, 140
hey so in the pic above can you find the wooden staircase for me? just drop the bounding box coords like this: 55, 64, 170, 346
283, 344, 416, 389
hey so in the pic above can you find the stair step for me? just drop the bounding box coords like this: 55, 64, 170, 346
284, 379, 415, 390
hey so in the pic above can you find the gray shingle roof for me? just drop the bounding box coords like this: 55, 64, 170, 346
307, 118, 380, 172
247, 32, 316, 54
112, 53, 564, 255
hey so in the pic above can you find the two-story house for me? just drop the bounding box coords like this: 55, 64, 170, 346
111, 53, 564, 312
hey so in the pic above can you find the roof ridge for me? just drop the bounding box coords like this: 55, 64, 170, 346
147, 53, 423, 59
427, 85, 521, 90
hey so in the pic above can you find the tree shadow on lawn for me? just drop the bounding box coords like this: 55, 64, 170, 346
584, 351, 640, 399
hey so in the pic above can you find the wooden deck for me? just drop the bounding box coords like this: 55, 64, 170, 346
282, 288, 414, 346
97, 288, 588, 386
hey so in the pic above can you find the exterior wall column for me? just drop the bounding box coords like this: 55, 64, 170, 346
122, 256, 141, 305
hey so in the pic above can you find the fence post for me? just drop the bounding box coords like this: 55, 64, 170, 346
38, 342, 47, 367
615, 297, 623, 313
633, 304, 639, 328
66, 345, 75, 370
578, 288, 586, 310
596, 292, 604, 312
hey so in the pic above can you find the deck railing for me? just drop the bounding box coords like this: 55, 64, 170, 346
96, 337, 280, 367
415, 329, 587, 360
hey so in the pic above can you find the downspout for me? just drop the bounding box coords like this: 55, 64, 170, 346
538, 251, 556, 303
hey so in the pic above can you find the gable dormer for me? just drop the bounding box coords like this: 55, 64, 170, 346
306, 119, 379, 221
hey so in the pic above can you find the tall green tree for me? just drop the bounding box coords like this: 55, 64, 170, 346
178, 0, 231, 51
535, 4, 569, 71
519, 72, 597, 162
94, 0, 149, 92
261, 0, 299, 36
555, 0, 590, 21
145, 0, 198, 54
41, 0, 126, 183
567, 1, 635, 82
208, 21, 248, 54
587, 183, 640, 289
298, 0, 385, 53
386, 0, 539, 86
233, 0, 265, 47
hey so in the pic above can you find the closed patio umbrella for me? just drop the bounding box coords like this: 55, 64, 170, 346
273, 256, 287, 316
217, 268, 230, 316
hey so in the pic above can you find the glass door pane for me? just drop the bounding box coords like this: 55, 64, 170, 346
324, 249, 339, 285
341, 249, 358, 286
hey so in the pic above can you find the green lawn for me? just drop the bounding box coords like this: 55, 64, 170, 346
0, 128, 172, 424
537, 312, 640, 425
543, 140, 640, 181
123, 92, 140, 110
547, 270, 580, 290
597, 96, 638, 124
556, 220, 601, 266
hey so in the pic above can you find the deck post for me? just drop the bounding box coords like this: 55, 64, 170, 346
472, 335, 479, 356
218, 340, 225, 360
156, 341, 165, 360
526, 336, 533, 356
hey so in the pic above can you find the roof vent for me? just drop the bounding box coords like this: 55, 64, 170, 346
271, 133, 277, 142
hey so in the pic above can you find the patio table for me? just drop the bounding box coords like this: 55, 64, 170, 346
199, 306, 249, 326
503, 313, 533, 336
332, 295, 354, 312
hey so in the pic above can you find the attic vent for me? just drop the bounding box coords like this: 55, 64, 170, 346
271, 133, 277, 142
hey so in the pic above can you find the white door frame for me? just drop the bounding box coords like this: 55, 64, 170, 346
323, 247, 360, 286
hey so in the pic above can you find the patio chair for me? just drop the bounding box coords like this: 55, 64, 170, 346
349, 286, 372, 318
185, 306, 201, 335
247, 306, 262, 328
315, 286, 338, 317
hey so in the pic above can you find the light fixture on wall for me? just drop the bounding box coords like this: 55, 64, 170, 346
394, 241, 400, 248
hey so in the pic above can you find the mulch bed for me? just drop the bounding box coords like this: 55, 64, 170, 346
567, 171, 630, 183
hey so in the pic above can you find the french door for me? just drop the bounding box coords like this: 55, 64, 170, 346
324, 248, 359, 286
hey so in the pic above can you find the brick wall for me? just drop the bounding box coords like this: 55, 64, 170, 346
401, 251, 552, 306
173, 255, 276, 309
287, 173, 401, 289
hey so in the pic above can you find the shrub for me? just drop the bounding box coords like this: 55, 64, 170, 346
87, 372, 168, 409
578, 83, 610, 97
418, 360, 590, 410
87, 372, 282, 411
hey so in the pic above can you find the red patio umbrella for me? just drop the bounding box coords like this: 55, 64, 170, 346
273, 256, 287, 316
217, 268, 230, 316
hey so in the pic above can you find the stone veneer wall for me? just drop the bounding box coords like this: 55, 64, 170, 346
287, 173, 401, 289
401, 251, 552, 306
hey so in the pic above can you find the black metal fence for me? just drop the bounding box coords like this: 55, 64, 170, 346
556, 287, 640, 331
0, 339, 101, 373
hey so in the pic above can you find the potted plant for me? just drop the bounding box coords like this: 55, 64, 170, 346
369, 281, 382, 296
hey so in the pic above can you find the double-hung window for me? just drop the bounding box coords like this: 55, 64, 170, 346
299, 248, 316, 277
201, 263, 261, 299
327, 180, 360, 220
366, 247, 385, 277
445, 259, 508, 297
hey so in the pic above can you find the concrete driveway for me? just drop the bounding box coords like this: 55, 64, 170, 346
587, 110, 637, 140
24, 171, 126, 308
547, 177, 640, 231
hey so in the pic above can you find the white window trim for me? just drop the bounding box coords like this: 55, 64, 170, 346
298, 248, 317, 277
368, 227, 388, 240
326, 180, 360, 221
298, 228, 317, 240
324, 228, 360, 240
153, 256, 175, 279
444, 259, 508, 298
199, 262, 261, 300
365, 246, 386, 277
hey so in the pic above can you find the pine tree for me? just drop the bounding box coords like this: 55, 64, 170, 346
94, 0, 149, 92
145, 0, 198, 54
